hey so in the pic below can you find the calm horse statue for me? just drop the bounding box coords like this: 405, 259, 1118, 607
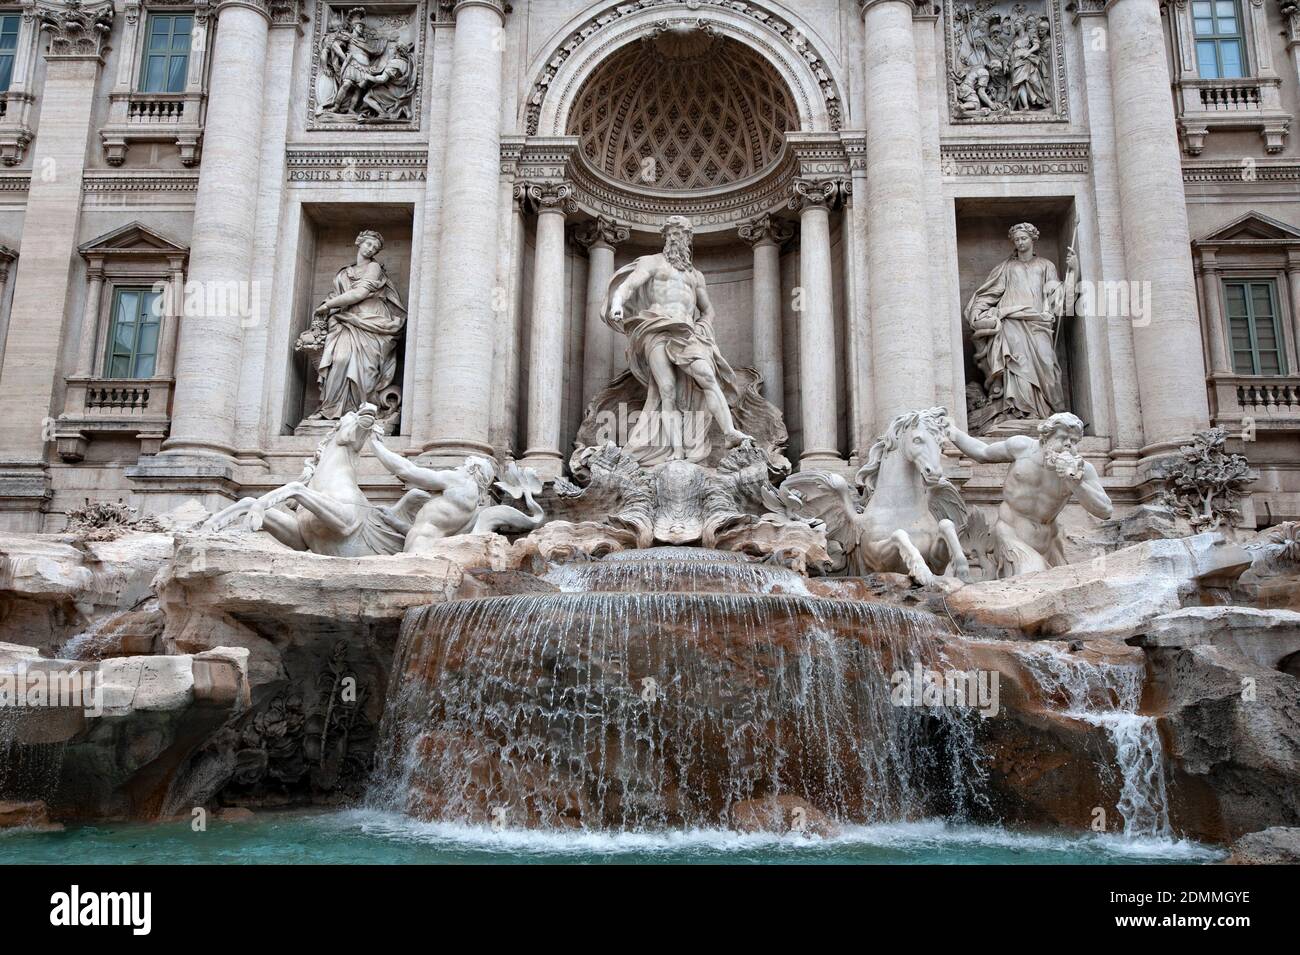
769, 407, 970, 586
202, 403, 407, 557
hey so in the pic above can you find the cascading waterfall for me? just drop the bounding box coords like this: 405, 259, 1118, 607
1018, 645, 1172, 838
370, 549, 987, 831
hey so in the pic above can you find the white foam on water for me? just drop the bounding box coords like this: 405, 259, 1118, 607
320, 808, 1220, 862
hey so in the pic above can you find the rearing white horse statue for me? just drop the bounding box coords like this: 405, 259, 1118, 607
766, 407, 970, 586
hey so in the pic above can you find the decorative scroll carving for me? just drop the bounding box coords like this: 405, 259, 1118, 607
786, 177, 850, 212
520, 180, 578, 216
308, 1, 425, 130
37, 0, 114, 59
737, 213, 794, 247
526, 0, 844, 137
572, 215, 630, 250
945, 0, 1068, 123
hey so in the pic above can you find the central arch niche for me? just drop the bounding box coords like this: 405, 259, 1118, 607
567, 32, 799, 192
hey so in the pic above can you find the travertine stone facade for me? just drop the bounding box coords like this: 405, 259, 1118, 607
1, 0, 1299, 531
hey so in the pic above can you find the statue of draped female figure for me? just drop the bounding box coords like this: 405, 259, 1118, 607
296, 229, 407, 427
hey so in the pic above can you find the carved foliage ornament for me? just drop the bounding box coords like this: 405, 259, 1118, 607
37, 0, 114, 59
527, 0, 844, 136
786, 177, 850, 211
945, 0, 1069, 123
573, 215, 630, 249
522, 180, 578, 215
737, 213, 794, 247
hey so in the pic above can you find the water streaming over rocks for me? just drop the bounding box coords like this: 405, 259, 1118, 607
1017, 645, 1172, 838
372, 549, 987, 831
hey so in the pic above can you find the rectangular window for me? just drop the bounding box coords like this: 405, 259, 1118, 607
139, 13, 192, 93
104, 287, 162, 379
0, 13, 20, 94
1224, 278, 1286, 376
1192, 0, 1246, 79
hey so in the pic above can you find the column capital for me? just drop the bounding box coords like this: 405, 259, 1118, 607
450, 0, 509, 20
212, 0, 275, 24
521, 181, 577, 216
572, 215, 629, 251
738, 214, 795, 248
857, 0, 931, 17
787, 178, 850, 213
36, 0, 114, 61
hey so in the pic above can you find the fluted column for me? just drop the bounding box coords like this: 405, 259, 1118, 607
788, 180, 847, 467
520, 183, 577, 479
859, 0, 934, 421
422, 0, 508, 464
1197, 253, 1230, 375
1287, 254, 1300, 373
738, 214, 794, 412
163, 0, 270, 460
574, 216, 629, 409
1106, 0, 1210, 452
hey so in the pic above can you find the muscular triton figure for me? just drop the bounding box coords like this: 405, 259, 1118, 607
604, 215, 752, 464
945, 411, 1113, 577
369, 437, 545, 553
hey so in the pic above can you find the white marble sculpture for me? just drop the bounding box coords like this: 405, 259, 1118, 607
296, 229, 407, 424
950, 2, 1057, 119
368, 436, 545, 554
603, 215, 754, 464
315, 8, 418, 123
203, 404, 406, 557
767, 408, 971, 586
946, 411, 1113, 577
965, 221, 1077, 430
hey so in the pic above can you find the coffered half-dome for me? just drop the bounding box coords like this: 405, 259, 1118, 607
567, 31, 799, 191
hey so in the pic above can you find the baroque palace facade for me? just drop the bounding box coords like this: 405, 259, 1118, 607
0, 0, 1298, 532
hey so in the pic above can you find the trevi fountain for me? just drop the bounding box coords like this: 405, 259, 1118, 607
0, 0, 1297, 873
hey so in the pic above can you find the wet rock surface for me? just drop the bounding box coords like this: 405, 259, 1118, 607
0, 525, 1295, 851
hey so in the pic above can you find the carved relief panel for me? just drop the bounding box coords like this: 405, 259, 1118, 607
307, 0, 425, 131
945, 0, 1068, 123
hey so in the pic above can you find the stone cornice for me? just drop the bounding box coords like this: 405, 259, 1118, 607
36, 0, 114, 60
1181, 160, 1300, 183
737, 213, 795, 248
940, 140, 1091, 176
572, 215, 630, 250
285, 148, 429, 183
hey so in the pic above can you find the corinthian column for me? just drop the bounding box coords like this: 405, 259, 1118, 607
574, 216, 629, 409
788, 179, 847, 468
1106, 0, 1209, 452
520, 183, 577, 479
738, 214, 794, 412
422, 0, 508, 464
859, 0, 934, 421
163, 0, 271, 460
